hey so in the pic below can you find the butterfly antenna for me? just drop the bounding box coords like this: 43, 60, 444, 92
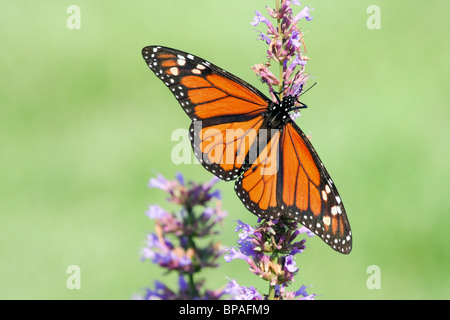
299, 82, 317, 97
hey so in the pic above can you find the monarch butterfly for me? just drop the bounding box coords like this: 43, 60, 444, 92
142, 46, 352, 254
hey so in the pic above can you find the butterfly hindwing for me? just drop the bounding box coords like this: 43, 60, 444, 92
188, 114, 265, 181
234, 128, 282, 219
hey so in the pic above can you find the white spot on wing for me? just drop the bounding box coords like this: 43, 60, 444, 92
169, 67, 179, 76
331, 206, 338, 216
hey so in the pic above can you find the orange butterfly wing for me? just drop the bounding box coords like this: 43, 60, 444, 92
280, 122, 351, 253
235, 129, 281, 217
236, 121, 352, 254
142, 46, 270, 179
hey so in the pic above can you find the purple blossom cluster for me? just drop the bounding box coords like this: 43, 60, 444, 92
225, 219, 316, 300
148, 173, 221, 208
251, 0, 313, 105
140, 173, 227, 299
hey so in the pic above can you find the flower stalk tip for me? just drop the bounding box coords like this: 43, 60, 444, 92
225, 219, 316, 300
251, 0, 313, 106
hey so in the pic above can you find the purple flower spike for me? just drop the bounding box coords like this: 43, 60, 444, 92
225, 217, 316, 299
139, 173, 227, 299
251, 0, 314, 109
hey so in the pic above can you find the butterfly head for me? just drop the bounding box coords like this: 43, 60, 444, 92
273, 91, 306, 110
280, 94, 308, 112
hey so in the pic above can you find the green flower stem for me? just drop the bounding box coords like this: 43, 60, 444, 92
267, 253, 279, 300
268, 284, 276, 300
185, 205, 198, 297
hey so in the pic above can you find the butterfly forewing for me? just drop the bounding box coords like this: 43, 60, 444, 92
142, 46, 270, 180
142, 46, 270, 121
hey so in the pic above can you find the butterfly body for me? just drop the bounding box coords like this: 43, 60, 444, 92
142, 45, 352, 254
264, 97, 295, 129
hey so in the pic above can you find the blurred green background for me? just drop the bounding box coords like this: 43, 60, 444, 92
0, 0, 448, 299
